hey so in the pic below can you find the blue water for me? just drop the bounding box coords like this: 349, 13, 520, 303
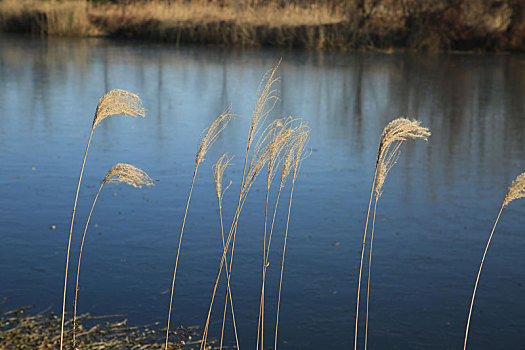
1, 34, 525, 349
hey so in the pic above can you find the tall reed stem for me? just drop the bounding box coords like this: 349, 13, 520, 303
274, 165, 298, 350
201, 139, 251, 350
354, 162, 378, 350
256, 179, 272, 350
219, 202, 240, 350
165, 168, 197, 349
72, 181, 103, 348
60, 127, 94, 350
201, 196, 239, 350
463, 204, 504, 350
364, 197, 379, 350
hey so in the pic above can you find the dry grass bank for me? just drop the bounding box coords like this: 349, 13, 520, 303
0, 0, 524, 52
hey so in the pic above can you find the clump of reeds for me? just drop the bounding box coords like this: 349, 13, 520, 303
197, 63, 310, 350
354, 118, 430, 350
463, 171, 525, 350
60, 89, 145, 350
256, 117, 310, 350
165, 111, 234, 349
273, 123, 310, 350
200, 63, 281, 350
72, 163, 154, 347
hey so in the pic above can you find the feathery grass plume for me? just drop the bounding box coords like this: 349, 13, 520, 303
503, 173, 525, 207
92, 89, 146, 128
72, 164, 154, 347
213, 153, 234, 204
464, 171, 525, 350
200, 63, 281, 350
165, 111, 233, 350
103, 163, 155, 188
60, 89, 145, 350
354, 118, 430, 350
274, 125, 310, 350
196, 113, 235, 166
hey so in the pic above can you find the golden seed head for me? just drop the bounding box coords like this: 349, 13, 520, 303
281, 122, 310, 186
103, 163, 155, 188
248, 63, 281, 150
213, 153, 234, 201
196, 112, 234, 166
504, 172, 525, 207
92, 89, 146, 129
379, 118, 430, 153
374, 118, 430, 198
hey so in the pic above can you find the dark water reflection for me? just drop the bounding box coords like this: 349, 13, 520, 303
1, 34, 525, 349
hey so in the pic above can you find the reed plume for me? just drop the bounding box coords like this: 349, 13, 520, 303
200, 63, 280, 350
464, 171, 525, 350
165, 112, 233, 349
354, 118, 430, 350
60, 89, 145, 350
92, 89, 146, 128
72, 164, 154, 347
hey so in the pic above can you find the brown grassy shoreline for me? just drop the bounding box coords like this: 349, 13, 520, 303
1, 0, 524, 52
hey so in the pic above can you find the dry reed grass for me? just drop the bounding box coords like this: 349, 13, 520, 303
3, 0, 523, 51
354, 118, 430, 350
195, 64, 309, 350
72, 163, 154, 347
60, 89, 145, 350
0, 0, 97, 36
256, 117, 306, 350
200, 63, 281, 350
165, 111, 233, 349
463, 171, 525, 350
273, 123, 310, 350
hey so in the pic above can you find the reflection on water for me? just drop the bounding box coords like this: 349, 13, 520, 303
1, 34, 525, 349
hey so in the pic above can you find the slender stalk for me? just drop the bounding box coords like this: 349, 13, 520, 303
202, 196, 239, 350
463, 204, 504, 350
72, 181, 104, 348
201, 132, 252, 350
201, 65, 280, 350
72, 163, 154, 348
364, 197, 379, 350
219, 203, 240, 350
256, 178, 272, 350
165, 168, 198, 349
60, 127, 94, 350
354, 161, 378, 350
274, 168, 298, 350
